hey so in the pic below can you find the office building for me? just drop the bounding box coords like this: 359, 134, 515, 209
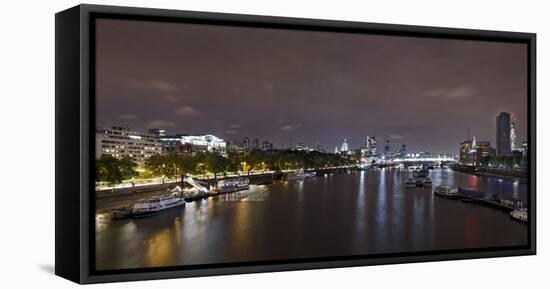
384, 140, 390, 157
96, 127, 162, 164
496, 112, 511, 156
366, 136, 377, 156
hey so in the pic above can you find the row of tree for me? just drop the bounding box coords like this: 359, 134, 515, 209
477, 155, 527, 170
95, 155, 139, 184
96, 150, 354, 185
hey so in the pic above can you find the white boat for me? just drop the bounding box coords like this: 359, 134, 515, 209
305, 171, 317, 178
433, 185, 459, 198
216, 177, 250, 193
132, 194, 186, 217
423, 177, 433, 187
405, 177, 416, 188
286, 169, 308, 181
510, 208, 528, 223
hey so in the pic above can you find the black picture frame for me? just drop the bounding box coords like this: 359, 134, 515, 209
55, 4, 536, 284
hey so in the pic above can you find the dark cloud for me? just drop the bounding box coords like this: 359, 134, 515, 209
117, 114, 137, 120
96, 18, 528, 154
388, 134, 405, 140
174, 105, 201, 116
126, 79, 179, 93
146, 119, 176, 129
424, 85, 478, 100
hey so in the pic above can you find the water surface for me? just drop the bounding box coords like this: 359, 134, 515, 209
95, 168, 528, 270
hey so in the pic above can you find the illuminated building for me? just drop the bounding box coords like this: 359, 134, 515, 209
459, 136, 477, 166
157, 134, 186, 151
96, 127, 162, 164
227, 140, 240, 151
384, 140, 390, 157
400, 144, 407, 157
295, 142, 307, 151
241, 137, 250, 151
496, 112, 511, 156
510, 122, 517, 151
340, 138, 349, 153
476, 141, 493, 158
262, 141, 274, 151
366, 136, 377, 156
315, 143, 324, 152
148, 128, 166, 137
178, 135, 226, 153
459, 136, 495, 167
475, 141, 495, 166
252, 138, 260, 150
157, 133, 226, 155
334, 146, 339, 154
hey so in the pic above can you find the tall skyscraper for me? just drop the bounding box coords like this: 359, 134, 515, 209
366, 136, 377, 155
510, 122, 517, 151
400, 144, 407, 157
384, 140, 390, 157
496, 112, 511, 156
241, 137, 250, 151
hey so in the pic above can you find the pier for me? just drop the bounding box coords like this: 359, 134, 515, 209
434, 188, 524, 214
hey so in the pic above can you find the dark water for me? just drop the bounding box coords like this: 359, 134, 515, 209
95, 168, 528, 270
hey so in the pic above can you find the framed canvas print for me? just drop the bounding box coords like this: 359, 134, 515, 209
55, 4, 536, 284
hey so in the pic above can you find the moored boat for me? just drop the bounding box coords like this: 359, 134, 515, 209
510, 208, 528, 223
132, 194, 186, 217
433, 185, 460, 198
423, 177, 433, 187
405, 177, 416, 188
413, 168, 429, 178
305, 171, 317, 178
286, 169, 308, 181
216, 177, 250, 193
458, 187, 485, 199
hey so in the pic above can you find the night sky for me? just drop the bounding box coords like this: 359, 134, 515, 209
96, 18, 528, 154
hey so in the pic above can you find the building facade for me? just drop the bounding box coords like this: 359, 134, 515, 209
157, 134, 227, 155
367, 136, 377, 156
475, 141, 495, 166
400, 144, 407, 158
96, 127, 162, 164
262, 141, 274, 151
241, 137, 250, 151
383, 140, 390, 158
496, 112, 511, 156
157, 134, 186, 151
510, 122, 517, 151
459, 136, 494, 167
178, 135, 226, 154
252, 138, 260, 150
340, 138, 349, 153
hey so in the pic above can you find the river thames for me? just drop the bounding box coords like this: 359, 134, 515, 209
95, 168, 528, 270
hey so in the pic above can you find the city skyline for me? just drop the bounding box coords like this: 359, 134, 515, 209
96, 19, 528, 153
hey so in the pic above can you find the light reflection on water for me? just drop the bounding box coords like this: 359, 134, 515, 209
96, 168, 528, 270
